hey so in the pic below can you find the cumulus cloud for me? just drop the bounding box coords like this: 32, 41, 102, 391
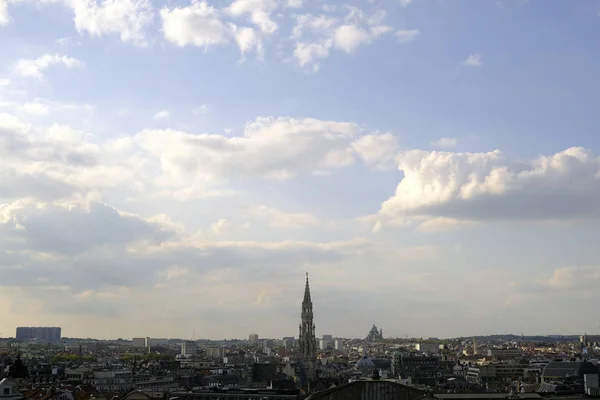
14, 54, 83, 79
380, 147, 600, 221
291, 8, 392, 70
226, 0, 278, 34
51, 0, 154, 45
0, 0, 9, 25
464, 53, 483, 67
351, 132, 399, 169
161, 1, 230, 49
0, 112, 395, 203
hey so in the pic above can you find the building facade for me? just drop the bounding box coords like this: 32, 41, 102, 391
298, 273, 317, 382
15, 327, 61, 342
181, 341, 198, 356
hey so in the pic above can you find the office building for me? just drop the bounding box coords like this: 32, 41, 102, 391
181, 341, 198, 356
145, 337, 169, 347
16, 327, 61, 342
334, 339, 343, 350
248, 334, 259, 344
131, 338, 146, 348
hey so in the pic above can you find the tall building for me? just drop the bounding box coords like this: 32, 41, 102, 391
181, 341, 198, 356
298, 273, 317, 381
16, 327, 61, 342
131, 338, 146, 348
248, 333, 259, 344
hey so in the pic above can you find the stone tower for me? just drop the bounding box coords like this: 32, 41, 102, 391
299, 273, 317, 380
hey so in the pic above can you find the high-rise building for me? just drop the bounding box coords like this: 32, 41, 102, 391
298, 273, 317, 381
248, 334, 259, 344
16, 327, 61, 342
334, 339, 343, 350
131, 338, 146, 348
181, 341, 198, 356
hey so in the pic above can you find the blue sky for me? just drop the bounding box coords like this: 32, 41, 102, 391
2, 0, 600, 339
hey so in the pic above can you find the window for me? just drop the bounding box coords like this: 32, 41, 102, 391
4, 388, 10, 395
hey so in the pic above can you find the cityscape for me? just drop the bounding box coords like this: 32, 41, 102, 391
2, 275, 600, 399
3, 0, 600, 399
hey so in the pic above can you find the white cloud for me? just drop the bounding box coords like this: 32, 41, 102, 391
0, 78, 10, 86
161, 1, 230, 49
430, 137, 457, 148
61, 0, 153, 45
211, 218, 233, 234
231, 25, 262, 55
395, 29, 419, 43
399, 0, 415, 5
14, 54, 83, 79
153, 109, 170, 120
226, 0, 278, 34
0, 0, 9, 25
291, 8, 392, 70
293, 40, 332, 70
333, 25, 371, 53
351, 133, 399, 169
464, 53, 483, 67
380, 147, 600, 221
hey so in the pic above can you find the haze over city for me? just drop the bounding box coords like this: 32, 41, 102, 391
2, 0, 600, 340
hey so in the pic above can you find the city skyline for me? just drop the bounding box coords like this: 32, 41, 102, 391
2, 1, 600, 339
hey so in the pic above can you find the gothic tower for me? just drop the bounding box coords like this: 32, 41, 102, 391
299, 273, 317, 380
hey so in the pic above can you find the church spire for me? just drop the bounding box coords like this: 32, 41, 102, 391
303, 272, 311, 304
299, 272, 317, 382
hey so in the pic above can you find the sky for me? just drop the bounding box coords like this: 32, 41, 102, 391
1, 0, 600, 340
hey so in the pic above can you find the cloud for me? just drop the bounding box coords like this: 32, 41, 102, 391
351, 132, 399, 169
0, 112, 393, 203
161, 1, 230, 49
226, 0, 278, 34
14, 54, 83, 79
153, 109, 170, 120
395, 29, 419, 43
464, 53, 483, 67
0, 0, 9, 25
55, 0, 153, 45
545, 266, 600, 291
399, 0, 415, 5
380, 147, 600, 221
211, 218, 233, 234
291, 8, 392, 70
430, 137, 457, 148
